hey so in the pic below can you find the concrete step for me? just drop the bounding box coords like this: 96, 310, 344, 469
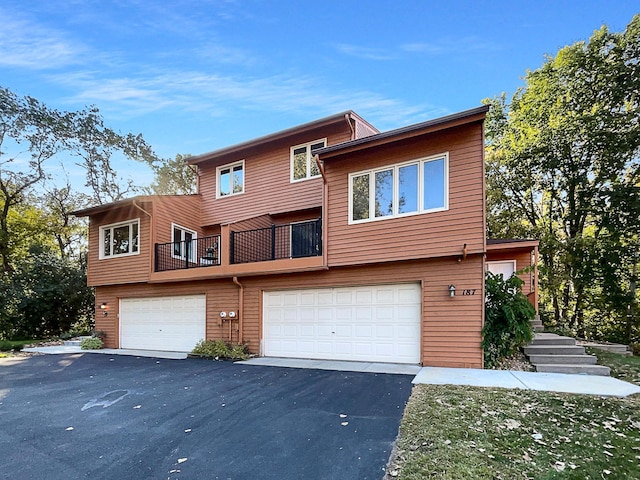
535, 364, 611, 376
523, 345, 586, 356
528, 354, 597, 365
63, 336, 92, 347
581, 343, 632, 356
530, 333, 575, 346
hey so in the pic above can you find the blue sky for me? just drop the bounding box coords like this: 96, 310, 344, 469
1, 1, 638, 185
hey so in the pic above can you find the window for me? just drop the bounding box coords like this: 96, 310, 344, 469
100, 219, 140, 258
291, 139, 326, 182
348, 153, 448, 223
172, 224, 197, 262
217, 160, 244, 197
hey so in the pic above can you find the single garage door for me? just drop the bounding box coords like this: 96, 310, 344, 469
120, 295, 206, 352
263, 284, 421, 364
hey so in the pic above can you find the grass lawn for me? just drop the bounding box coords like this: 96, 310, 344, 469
0, 339, 40, 357
390, 352, 640, 479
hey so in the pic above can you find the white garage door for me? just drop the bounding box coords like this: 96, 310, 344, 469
120, 295, 206, 352
263, 284, 421, 364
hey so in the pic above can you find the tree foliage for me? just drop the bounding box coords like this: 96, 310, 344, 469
0, 85, 157, 272
485, 15, 640, 342
140, 153, 197, 195
482, 272, 535, 369
0, 248, 94, 339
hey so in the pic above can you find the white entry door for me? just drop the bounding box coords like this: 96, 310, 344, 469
120, 295, 206, 352
486, 260, 516, 279
263, 284, 421, 364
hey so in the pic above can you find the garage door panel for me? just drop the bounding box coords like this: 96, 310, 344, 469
263, 284, 421, 364
120, 295, 205, 352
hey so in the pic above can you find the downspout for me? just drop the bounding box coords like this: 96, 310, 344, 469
345, 113, 355, 140
233, 276, 244, 344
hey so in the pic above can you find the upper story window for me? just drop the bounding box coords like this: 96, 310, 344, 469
172, 224, 197, 262
217, 160, 244, 198
349, 153, 448, 224
100, 219, 140, 259
291, 139, 326, 182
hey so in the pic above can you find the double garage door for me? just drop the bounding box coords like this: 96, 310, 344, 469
263, 284, 421, 364
120, 295, 205, 352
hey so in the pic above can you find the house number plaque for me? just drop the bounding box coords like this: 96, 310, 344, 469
461, 289, 477, 296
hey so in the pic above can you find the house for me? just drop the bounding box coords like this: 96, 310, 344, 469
73, 106, 538, 368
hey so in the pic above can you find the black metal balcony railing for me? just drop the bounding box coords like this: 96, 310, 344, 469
155, 235, 221, 272
230, 219, 322, 264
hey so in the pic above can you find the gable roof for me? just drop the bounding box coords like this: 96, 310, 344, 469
316, 105, 489, 160
187, 111, 377, 167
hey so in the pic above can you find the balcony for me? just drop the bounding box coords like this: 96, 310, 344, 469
155, 235, 221, 272
153, 219, 322, 273
230, 219, 322, 264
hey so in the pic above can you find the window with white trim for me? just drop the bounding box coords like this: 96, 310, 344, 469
217, 160, 244, 197
100, 219, 140, 258
291, 139, 326, 182
349, 153, 448, 223
172, 224, 197, 262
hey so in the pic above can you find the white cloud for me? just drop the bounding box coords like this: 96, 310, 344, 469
0, 8, 84, 69
47, 67, 444, 130
401, 36, 501, 55
333, 44, 397, 61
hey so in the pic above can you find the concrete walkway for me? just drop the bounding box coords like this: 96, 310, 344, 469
413, 366, 640, 397
19, 346, 640, 397
21, 345, 187, 360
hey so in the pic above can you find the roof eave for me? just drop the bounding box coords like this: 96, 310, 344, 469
187, 111, 363, 166
316, 105, 489, 159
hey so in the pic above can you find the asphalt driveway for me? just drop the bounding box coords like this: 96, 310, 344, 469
0, 353, 413, 480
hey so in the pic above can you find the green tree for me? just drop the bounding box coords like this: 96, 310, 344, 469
140, 153, 197, 195
485, 15, 640, 341
0, 85, 157, 272
1, 247, 94, 339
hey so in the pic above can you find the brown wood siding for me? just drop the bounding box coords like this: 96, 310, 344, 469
87, 197, 202, 287
198, 127, 351, 226
152, 195, 202, 244
486, 249, 535, 296
95, 255, 484, 367
325, 123, 485, 267
86, 204, 152, 287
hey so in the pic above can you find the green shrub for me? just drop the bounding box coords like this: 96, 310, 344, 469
631, 342, 640, 356
80, 337, 103, 350
482, 272, 535, 369
191, 339, 249, 360
0, 340, 13, 351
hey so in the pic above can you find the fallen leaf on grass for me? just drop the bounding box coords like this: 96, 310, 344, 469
504, 419, 521, 430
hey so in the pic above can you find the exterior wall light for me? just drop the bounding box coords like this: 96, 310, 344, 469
100, 302, 109, 316
448, 285, 456, 298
